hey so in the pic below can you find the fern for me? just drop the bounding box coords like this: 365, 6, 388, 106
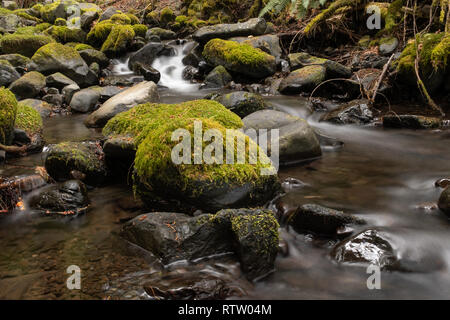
259, 0, 330, 19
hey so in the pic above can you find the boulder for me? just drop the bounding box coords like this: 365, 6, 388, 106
229, 34, 282, 62
278, 65, 326, 94
69, 87, 101, 113
61, 83, 80, 104
321, 99, 373, 125
18, 98, 52, 117
203, 39, 276, 79
133, 63, 161, 83
101, 24, 135, 57
0, 53, 31, 68
379, 36, 399, 56
382, 115, 442, 129
193, 18, 267, 43
98, 7, 119, 22
29, 180, 89, 215
243, 109, 322, 164
45, 72, 77, 89
79, 49, 109, 68
28, 43, 97, 87
9, 71, 46, 100
288, 52, 352, 78
0, 59, 20, 87
42, 93, 63, 106
0, 33, 55, 57
209, 91, 268, 118
0, 87, 17, 145
202, 65, 232, 89
128, 42, 175, 71
438, 187, 450, 216
146, 27, 176, 40
289, 204, 365, 236
80, 10, 98, 31
45, 141, 108, 186
85, 81, 159, 128
0, 12, 20, 33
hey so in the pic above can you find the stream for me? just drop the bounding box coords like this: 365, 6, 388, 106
1, 42, 450, 300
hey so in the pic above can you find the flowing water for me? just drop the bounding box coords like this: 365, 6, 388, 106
1, 43, 450, 300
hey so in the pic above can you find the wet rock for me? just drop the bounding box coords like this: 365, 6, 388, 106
12, 128, 31, 144
121, 208, 279, 280
379, 36, 399, 56
182, 65, 200, 80
288, 52, 352, 78
243, 110, 322, 164
95, 85, 125, 102
229, 34, 282, 62
193, 18, 267, 43
61, 83, 80, 104
46, 72, 77, 90
9, 71, 46, 100
103, 136, 136, 179
100, 75, 144, 87
69, 87, 101, 113
209, 91, 268, 118
45, 141, 108, 186
350, 52, 389, 71
128, 42, 175, 71
146, 27, 176, 40
289, 204, 365, 236
80, 10, 98, 31
278, 65, 326, 94
99, 7, 119, 22
182, 42, 202, 67
435, 178, 450, 189
29, 180, 89, 215
382, 115, 443, 129
321, 99, 373, 125
42, 93, 63, 107
79, 49, 109, 68
202, 65, 232, 89
438, 188, 450, 216
85, 81, 159, 128
0, 59, 20, 87
28, 43, 97, 87
18, 99, 53, 118
133, 63, 161, 83
0, 53, 31, 68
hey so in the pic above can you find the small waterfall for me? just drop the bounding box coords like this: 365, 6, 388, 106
111, 56, 133, 75
152, 42, 199, 92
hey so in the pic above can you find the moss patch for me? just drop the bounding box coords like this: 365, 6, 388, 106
132, 24, 148, 38
15, 102, 43, 134
101, 24, 135, 56
0, 88, 18, 145
45, 26, 86, 43
0, 33, 55, 57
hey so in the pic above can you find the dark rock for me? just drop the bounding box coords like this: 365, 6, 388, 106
182, 42, 202, 67
79, 49, 109, 68
289, 204, 365, 236
438, 187, 450, 216
29, 180, 89, 215
9, 71, 46, 100
100, 75, 144, 87
146, 27, 176, 40
46, 72, 77, 90
351, 68, 390, 96
350, 52, 389, 71
80, 10, 98, 31
69, 87, 101, 113
202, 65, 232, 89
133, 63, 161, 83
383, 115, 443, 129
47, 87, 59, 95
128, 42, 175, 71
0, 60, 20, 87
61, 83, 80, 104
182, 65, 200, 80
321, 99, 373, 125
45, 141, 108, 186
0, 53, 31, 68
103, 136, 136, 180
279, 65, 326, 94
42, 94, 63, 106
209, 91, 268, 118
193, 18, 267, 43
12, 128, 31, 144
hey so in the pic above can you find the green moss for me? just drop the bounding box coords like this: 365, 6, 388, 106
65, 42, 95, 51
384, 0, 403, 33
54, 17, 67, 26
0, 88, 18, 145
175, 15, 188, 25
32, 42, 80, 61
39, 1, 61, 23
45, 26, 86, 43
431, 33, 450, 69
203, 38, 275, 69
160, 7, 175, 25
101, 24, 135, 56
110, 13, 132, 25
15, 102, 43, 135
13, 9, 43, 23
126, 13, 140, 25
132, 24, 148, 37
0, 33, 55, 57
86, 20, 115, 46
146, 10, 160, 25
35, 23, 52, 32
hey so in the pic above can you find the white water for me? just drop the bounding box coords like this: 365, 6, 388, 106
151, 42, 199, 92
111, 56, 133, 75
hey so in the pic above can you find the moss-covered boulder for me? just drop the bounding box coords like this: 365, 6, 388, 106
132, 24, 148, 38
202, 65, 232, 89
45, 25, 86, 44
0, 53, 31, 67
439, 187, 450, 217
160, 7, 175, 26
9, 71, 46, 100
86, 20, 115, 46
0, 59, 20, 87
288, 52, 352, 78
396, 33, 449, 94
229, 34, 282, 62
39, 0, 78, 24
78, 49, 109, 67
45, 141, 108, 186
0, 87, 17, 145
193, 18, 267, 43
0, 33, 55, 57
146, 27, 176, 40
101, 24, 135, 57
104, 99, 280, 211
278, 65, 326, 94
18, 98, 53, 118
29, 43, 97, 87
203, 38, 276, 79
14, 102, 44, 152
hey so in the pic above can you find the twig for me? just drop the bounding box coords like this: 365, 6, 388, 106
370, 53, 395, 105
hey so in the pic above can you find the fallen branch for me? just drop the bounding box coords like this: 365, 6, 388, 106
0, 143, 27, 154
369, 53, 396, 105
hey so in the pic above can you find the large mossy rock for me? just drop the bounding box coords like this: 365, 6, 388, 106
28, 43, 97, 87
229, 34, 282, 62
78, 49, 109, 68
103, 100, 280, 211
120, 208, 279, 280
278, 65, 326, 94
202, 65, 232, 89
9, 71, 46, 100
0, 87, 18, 145
193, 18, 267, 43
0, 33, 55, 57
85, 81, 159, 128
243, 109, 321, 165
288, 52, 352, 78
101, 24, 135, 57
439, 187, 450, 217
0, 59, 20, 86
18, 98, 53, 118
203, 39, 276, 79
209, 91, 268, 118
45, 141, 108, 186
14, 101, 44, 152
0, 53, 31, 68
396, 33, 449, 94
146, 27, 176, 40
44, 25, 86, 44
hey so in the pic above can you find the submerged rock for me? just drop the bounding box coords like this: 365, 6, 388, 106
321, 99, 373, 125
202, 65, 232, 89
278, 65, 326, 94
193, 18, 267, 43
438, 188, 450, 216
9, 71, 46, 100
45, 141, 108, 186
289, 204, 365, 236
202, 39, 276, 79
128, 42, 175, 71
209, 91, 268, 118
29, 180, 89, 215
382, 115, 442, 129
243, 110, 321, 164
85, 81, 159, 128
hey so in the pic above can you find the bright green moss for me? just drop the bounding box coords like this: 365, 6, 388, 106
431, 33, 450, 69
54, 17, 67, 26
0, 33, 55, 57
203, 38, 274, 69
15, 102, 43, 135
39, 0, 61, 23
13, 9, 43, 23
132, 24, 148, 38
103, 99, 243, 146
110, 13, 132, 25
146, 10, 159, 24
160, 7, 175, 24
86, 21, 115, 46
65, 42, 95, 51
175, 15, 188, 25
101, 24, 135, 56
32, 42, 80, 61
35, 23, 52, 32
384, 0, 403, 33
45, 26, 86, 43
126, 13, 140, 25
0, 87, 18, 145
